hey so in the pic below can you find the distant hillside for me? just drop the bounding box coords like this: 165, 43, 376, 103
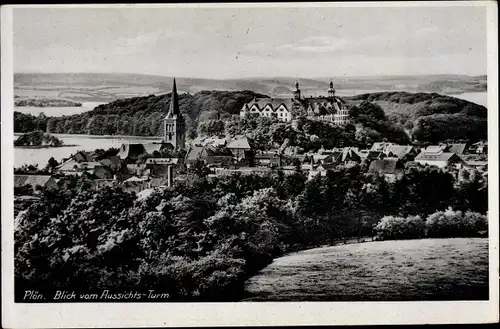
15, 98, 82, 107
345, 92, 487, 143
15, 73, 487, 103
14, 90, 266, 137
14, 89, 487, 144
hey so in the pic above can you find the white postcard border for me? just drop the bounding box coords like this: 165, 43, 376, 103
2, 2, 499, 327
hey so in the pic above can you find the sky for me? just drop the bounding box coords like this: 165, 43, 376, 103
13, 5, 488, 79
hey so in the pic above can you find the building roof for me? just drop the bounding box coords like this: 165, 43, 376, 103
368, 159, 399, 174
145, 158, 180, 165
246, 98, 295, 112
14, 175, 53, 188
415, 151, 457, 162
445, 143, 467, 156
186, 146, 206, 161
143, 143, 166, 155
227, 136, 252, 150
424, 145, 447, 154
117, 143, 146, 159
73, 151, 94, 163
385, 145, 414, 158
467, 161, 488, 167
371, 142, 394, 152
99, 156, 121, 168
124, 176, 148, 182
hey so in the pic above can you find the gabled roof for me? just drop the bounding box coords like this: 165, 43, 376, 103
227, 136, 252, 149
14, 175, 53, 188
368, 159, 399, 174
246, 98, 295, 112
385, 145, 414, 158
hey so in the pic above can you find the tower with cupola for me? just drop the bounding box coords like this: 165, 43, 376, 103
328, 80, 336, 100
293, 81, 301, 100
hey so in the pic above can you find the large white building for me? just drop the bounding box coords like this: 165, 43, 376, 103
240, 81, 350, 125
240, 98, 294, 122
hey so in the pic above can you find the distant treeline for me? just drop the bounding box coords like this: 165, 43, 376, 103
13, 90, 487, 144
15, 98, 82, 107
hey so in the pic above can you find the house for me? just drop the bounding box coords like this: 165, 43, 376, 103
99, 155, 122, 172
240, 98, 294, 122
214, 167, 271, 176
358, 150, 385, 162
56, 158, 80, 175
206, 155, 234, 167
305, 154, 334, 165
466, 161, 488, 171
368, 158, 403, 182
73, 151, 94, 163
227, 136, 253, 161
254, 153, 282, 167
90, 179, 118, 190
185, 145, 231, 166
414, 148, 465, 169
93, 166, 114, 179
145, 158, 183, 178
370, 142, 395, 152
14, 175, 59, 192
143, 142, 171, 155
147, 177, 172, 188
385, 145, 417, 159
121, 180, 149, 194
475, 142, 488, 154
126, 164, 149, 177
329, 148, 361, 164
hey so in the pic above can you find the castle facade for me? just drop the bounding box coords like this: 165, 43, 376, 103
240, 81, 350, 125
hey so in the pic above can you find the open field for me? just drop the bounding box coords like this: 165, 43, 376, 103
244, 238, 488, 301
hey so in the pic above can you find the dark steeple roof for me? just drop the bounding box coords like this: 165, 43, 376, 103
167, 78, 181, 117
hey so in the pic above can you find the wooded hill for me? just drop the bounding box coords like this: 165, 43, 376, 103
14, 90, 487, 144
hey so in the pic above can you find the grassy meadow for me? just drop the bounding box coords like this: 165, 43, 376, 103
244, 238, 488, 301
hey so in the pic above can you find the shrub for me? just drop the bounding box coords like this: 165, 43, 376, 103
425, 208, 464, 238
374, 215, 425, 240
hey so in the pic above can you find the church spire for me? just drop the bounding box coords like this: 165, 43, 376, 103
168, 78, 180, 117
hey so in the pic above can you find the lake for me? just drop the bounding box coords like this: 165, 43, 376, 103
14, 134, 162, 168
453, 92, 488, 107
15, 102, 104, 117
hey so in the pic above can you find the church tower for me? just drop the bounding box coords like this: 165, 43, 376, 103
293, 81, 301, 100
163, 78, 185, 149
328, 80, 336, 100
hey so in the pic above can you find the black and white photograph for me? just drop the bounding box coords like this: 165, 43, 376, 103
1, 2, 498, 327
